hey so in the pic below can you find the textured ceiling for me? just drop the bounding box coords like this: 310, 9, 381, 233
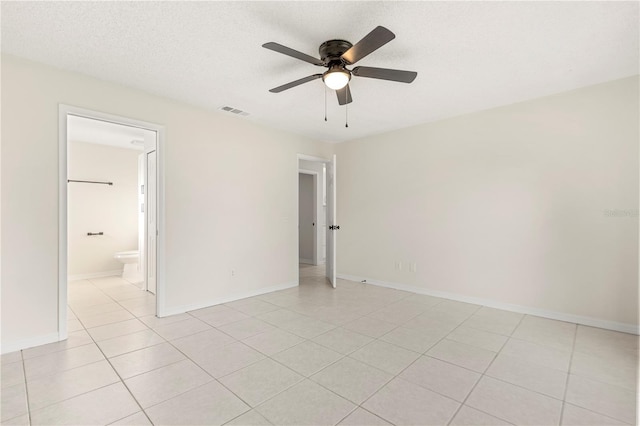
2, 1, 638, 143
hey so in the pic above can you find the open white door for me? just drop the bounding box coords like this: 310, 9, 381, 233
326, 154, 337, 288
146, 149, 157, 294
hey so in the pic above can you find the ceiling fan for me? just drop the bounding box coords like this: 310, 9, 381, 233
263, 26, 417, 106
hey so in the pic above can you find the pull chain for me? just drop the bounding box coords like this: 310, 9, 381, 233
324, 86, 327, 122
345, 102, 349, 128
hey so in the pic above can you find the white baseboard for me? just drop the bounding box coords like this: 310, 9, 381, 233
299, 258, 315, 265
1, 332, 61, 354
160, 281, 298, 317
337, 274, 639, 335
68, 269, 122, 281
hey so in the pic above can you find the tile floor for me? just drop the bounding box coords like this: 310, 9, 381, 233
1, 265, 638, 425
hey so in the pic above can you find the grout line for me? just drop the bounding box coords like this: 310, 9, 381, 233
559, 323, 579, 425
20, 349, 33, 425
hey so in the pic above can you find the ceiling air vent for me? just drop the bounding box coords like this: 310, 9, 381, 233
220, 106, 249, 116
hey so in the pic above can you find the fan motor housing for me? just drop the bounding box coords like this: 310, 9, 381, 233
319, 39, 353, 64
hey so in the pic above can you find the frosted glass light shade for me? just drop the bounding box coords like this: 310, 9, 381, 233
323, 69, 350, 90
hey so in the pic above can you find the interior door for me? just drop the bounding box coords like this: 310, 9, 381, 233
326, 154, 337, 288
146, 150, 157, 294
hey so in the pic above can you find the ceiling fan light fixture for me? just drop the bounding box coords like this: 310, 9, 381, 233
323, 66, 351, 90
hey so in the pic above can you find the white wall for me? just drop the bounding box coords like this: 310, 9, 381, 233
1, 54, 332, 351
298, 173, 314, 263
68, 141, 139, 277
336, 76, 639, 331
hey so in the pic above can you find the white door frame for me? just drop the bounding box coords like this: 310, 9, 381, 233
298, 169, 318, 265
58, 105, 167, 340
296, 154, 333, 284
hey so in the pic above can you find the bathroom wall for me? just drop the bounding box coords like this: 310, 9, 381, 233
67, 141, 139, 278
298, 173, 314, 263
299, 159, 327, 264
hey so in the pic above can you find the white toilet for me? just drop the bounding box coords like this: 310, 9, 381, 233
114, 250, 143, 283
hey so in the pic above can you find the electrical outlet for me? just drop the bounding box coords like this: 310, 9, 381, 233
231, 269, 235, 277
410, 263, 417, 273
394, 261, 402, 271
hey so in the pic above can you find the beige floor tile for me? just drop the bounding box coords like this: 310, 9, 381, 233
311, 357, 393, 404
67, 318, 84, 332
27, 360, 120, 411
109, 342, 185, 379
312, 327, 374, 355
242, 329, 304, 356
171, 328, 236, 358
1, 352, 22, 364
1, 382, 28, 422
349, 340, 420, 375
463, 313, 521, 336
190, 341, 265, 378
220, 358, 303, 407
561, 403, 628, 425
338, 407, 391, 425
363, 377, 460, 425
344, 316, 398, 338
125, 359, 212, 408
256, 380, 355, 425
427, 339, 496, 372
80, 310, 136, 328
278, 316, 336, 339
565, 374, 637, 424
22, 330, 93, 359
97, 329, 166, 358
574, 326, 639, 360
109, 411, 152, 425
218, 318, 276, 340
255, 309, 306, 326
146, 381, 249, 425
446, 326, 508, 352
193, 306, 251, 327
30, 382, 139, 425
272, 341, 342, 377
399, 355, 481, 402
511, 316, 576, 351
501, 337, 572, 371
24, 343, 104, 379
153, 317, 211, 341
1, 361, 25, 389
225, 298, 280, 316
139, 313, 192, 329
1, 414, 30, 425
87, 319, 148, 342
466, 376, 562, 425
450, 406, 512, 425
366, 304, 424, 325
570, 351, 638, 391
379, 326, 447, 353
486, 353, 567, 399
225, 409, 273, 425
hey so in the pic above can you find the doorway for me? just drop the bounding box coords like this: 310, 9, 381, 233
297, 154, 338, 288
59, 105, 165, 340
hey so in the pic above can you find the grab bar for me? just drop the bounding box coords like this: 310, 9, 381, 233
68, 180, 113, 186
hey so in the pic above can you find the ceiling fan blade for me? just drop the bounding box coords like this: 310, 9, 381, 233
262, 42, 324, 66
352, 66, 417, 83
336, 84, 353, 105
269, 74, 323, 93
341, 26, 395, 65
